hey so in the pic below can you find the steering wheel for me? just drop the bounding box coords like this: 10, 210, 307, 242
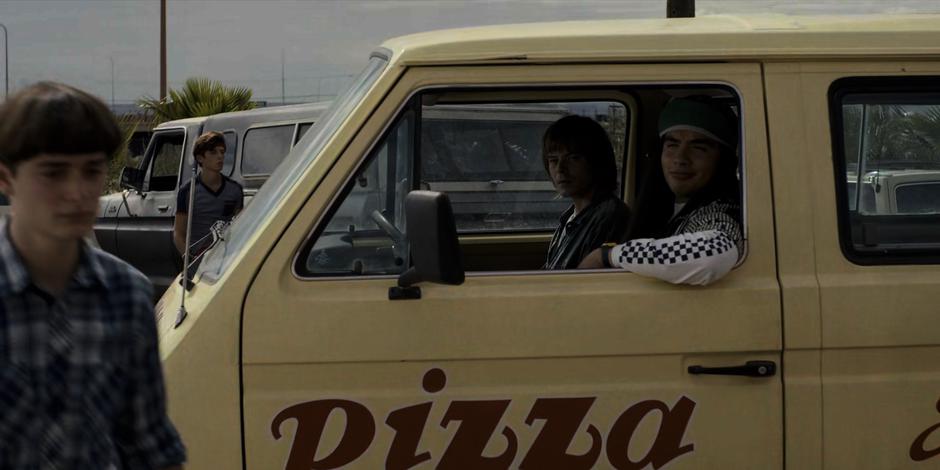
370, 210, 405, 244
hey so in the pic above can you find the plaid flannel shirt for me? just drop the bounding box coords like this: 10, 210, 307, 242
0, 217, 185, 469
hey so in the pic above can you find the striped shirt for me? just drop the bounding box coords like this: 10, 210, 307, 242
0, 217, 186, 469
176, 175, 243, 256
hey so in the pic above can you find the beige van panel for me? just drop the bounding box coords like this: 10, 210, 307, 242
790, 61, 940, 470
764, 62, 825, 470
157, 280, 244, 469
242, 63, 782, 468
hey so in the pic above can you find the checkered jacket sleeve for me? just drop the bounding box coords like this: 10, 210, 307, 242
609, 229, 739, 285
608, 198, 742, 285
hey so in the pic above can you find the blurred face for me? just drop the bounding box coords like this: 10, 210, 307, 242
197, 145, 225, 173
546, 146, 595, 201
0, 152, 108, 240
661, 129, 721, 203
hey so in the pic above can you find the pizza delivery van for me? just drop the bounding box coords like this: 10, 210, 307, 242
154, 14, 940, 469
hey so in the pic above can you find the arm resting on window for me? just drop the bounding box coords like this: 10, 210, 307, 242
608, 229, 739, 286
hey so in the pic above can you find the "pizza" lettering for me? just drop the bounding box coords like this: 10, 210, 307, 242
271, 368, 696, 470
910, 397, 940, 462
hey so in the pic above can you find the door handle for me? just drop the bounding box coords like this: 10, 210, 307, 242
157, 205, 169, 212
688, 360, 776, 378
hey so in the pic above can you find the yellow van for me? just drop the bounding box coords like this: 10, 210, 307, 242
155, 14, 940, 469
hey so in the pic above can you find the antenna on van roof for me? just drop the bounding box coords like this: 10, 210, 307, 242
667, 0, 694, 18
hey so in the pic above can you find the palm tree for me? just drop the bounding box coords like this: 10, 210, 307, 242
846, 103, 940, 168
138, 77, 255, 122
904, 105, 940, 164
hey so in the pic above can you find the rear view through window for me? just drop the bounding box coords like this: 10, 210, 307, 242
832, 77, 940, 262
422, 102, 627, 233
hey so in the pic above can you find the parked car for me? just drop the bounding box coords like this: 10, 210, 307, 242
849, 168, 940, 215
95, 102, 330, 295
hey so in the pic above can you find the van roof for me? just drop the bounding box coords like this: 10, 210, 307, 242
154, 101, 331, 130
203, 101, 330, 131
378, 14, 940, 65
155, 116, 206, 128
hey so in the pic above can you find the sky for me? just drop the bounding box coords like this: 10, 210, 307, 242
0, 0, 939, 106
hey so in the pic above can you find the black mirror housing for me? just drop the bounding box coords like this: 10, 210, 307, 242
397, 190, 464, 289
120, 166, 144, 191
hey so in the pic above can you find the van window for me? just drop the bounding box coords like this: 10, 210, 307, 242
831, 77, 940, 263
422, 102, 626, 232
304, 109, 416, 276
295, 86, 745, 278
242, 125, 295, 176
147, 130, 185, 192
297, 95, 631, 277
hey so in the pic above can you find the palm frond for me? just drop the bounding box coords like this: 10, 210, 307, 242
137, 78, 255, 123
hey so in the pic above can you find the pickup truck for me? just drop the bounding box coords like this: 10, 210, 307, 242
95, 102, 328, 295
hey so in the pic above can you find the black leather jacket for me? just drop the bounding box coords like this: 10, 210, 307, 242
543, 194, 631, 270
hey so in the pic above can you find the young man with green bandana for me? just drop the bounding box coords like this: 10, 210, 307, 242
579, 97, 743, 285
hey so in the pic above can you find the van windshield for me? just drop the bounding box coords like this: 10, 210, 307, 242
196, 56, 388, 283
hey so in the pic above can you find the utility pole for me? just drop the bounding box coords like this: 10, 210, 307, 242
0, 23, 8, 99
160, 0, 167, 99
667, 0, 694, 18
281, 48, 286, 104
110, 56, 115, 108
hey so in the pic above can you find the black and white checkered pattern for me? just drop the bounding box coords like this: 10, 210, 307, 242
0, 217, 186, 469
617, 230, 736, 265
613, 198, 742, 272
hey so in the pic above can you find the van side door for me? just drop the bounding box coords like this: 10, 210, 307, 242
241, 62, 782, 468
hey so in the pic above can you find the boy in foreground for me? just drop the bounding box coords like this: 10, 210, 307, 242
0, 82, 185, 469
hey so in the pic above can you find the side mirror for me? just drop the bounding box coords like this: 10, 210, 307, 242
120, 166, 144, 191
392, 190, 464, 299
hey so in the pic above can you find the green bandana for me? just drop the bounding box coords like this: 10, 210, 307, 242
658, 98, 737, 147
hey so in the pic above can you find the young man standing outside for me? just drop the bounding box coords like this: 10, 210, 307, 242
0, 82, 186, 468
173, 131, 243, 258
